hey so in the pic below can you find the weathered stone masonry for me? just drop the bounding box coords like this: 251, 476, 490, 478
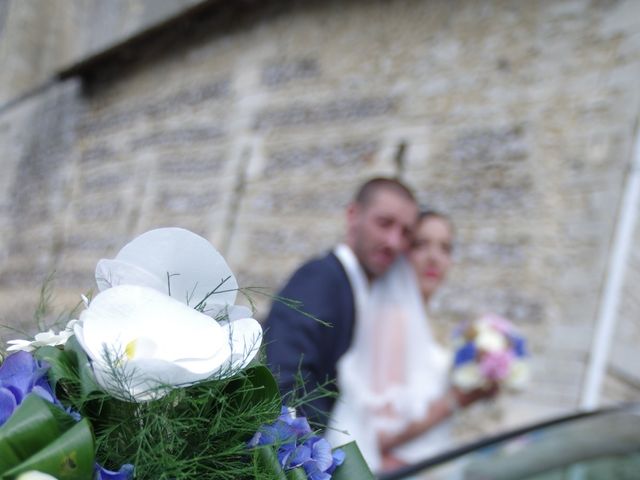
1, 0, 639, 440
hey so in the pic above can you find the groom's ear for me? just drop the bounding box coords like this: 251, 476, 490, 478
345, 202, 362, 240
346, 202, 361, 225
346, 202, 356, 217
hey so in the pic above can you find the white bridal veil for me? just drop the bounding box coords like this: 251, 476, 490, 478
327, 247, 451, 471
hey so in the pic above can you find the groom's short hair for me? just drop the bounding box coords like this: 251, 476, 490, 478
354, 177, 416, 206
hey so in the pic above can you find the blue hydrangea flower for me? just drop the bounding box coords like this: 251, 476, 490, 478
247, 419, 297, 448
249, 406, 344, 479
327, 449, 345, 475
95, 463, 134, 480
277, 441, 297, 468
511, 335, 527, 357
1, 353, 136, 478
278, 406, 313, 437
0, 351, 56, 426
453, 341, 476, 366
297, 436, 334, 479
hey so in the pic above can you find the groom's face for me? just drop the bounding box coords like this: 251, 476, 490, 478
347, 188, 418, 279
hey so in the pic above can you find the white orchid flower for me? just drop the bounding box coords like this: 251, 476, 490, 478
94, 228, 240, 318
74, 285, 262, 401
7, 320, 79, 353
16, 472, 58, 480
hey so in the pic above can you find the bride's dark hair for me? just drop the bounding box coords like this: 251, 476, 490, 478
415, 209, 455, 250
418, 209, 451, 224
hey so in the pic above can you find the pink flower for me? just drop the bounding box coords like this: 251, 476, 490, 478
478, 313, 514, 335
479, 350, 514, 381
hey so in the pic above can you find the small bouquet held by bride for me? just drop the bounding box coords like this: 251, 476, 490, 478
0, 228, 370, 480
451, 313, 530, 393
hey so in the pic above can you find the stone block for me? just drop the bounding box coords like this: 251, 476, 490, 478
64, 234, 124, 253
264, 140, 378, 176
246, 187, 351, 216
456, 239, 527, 266
80, 171, 130, 192
80, 144, 119, 164
155, 190, 220, 214
130, 126, 226, 150
253, 96, 396, 130
435, 286, 545, 324
157, 155, 227, 176
261, 57, 320, 87
80, 78, 230, 136
75, 201, 123, 222
450, 126, 529, 166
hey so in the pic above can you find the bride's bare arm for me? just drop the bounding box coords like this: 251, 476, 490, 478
378, 386, 497, 454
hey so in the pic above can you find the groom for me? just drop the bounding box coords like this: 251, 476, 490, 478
265, 177, 418, 426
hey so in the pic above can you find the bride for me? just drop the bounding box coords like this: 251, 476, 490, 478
326, 211, 494, 472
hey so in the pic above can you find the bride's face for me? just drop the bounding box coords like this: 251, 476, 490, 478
409, 215, 453, 301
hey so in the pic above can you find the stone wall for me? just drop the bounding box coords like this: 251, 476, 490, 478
1, 0, 640, 441
0, 0, 209, 105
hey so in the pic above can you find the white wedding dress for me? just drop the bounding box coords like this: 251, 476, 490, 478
326, 253, 452, 472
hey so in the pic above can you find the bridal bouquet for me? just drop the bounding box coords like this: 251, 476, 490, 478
451, 313, 530, 392
0, 228, 370, 480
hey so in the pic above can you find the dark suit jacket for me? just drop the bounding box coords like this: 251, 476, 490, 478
265, 252, 355, 427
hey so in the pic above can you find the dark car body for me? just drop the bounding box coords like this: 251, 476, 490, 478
379, 403, 640, 480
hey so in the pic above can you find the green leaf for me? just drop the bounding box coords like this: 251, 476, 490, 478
61, 336, 101, 398
222, 365, 281, 417
0, 395, 75, 472
243, 365, 280, 404
3, 419, 95, 480
332, 441, 374, 480
34, 346, 72, 393
252, 446, 287, 480
35, 337, 100, 401
0, 395, 95, 480
285, 467, 308, 480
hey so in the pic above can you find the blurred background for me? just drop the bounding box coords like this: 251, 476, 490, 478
0, 0, 639, 446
